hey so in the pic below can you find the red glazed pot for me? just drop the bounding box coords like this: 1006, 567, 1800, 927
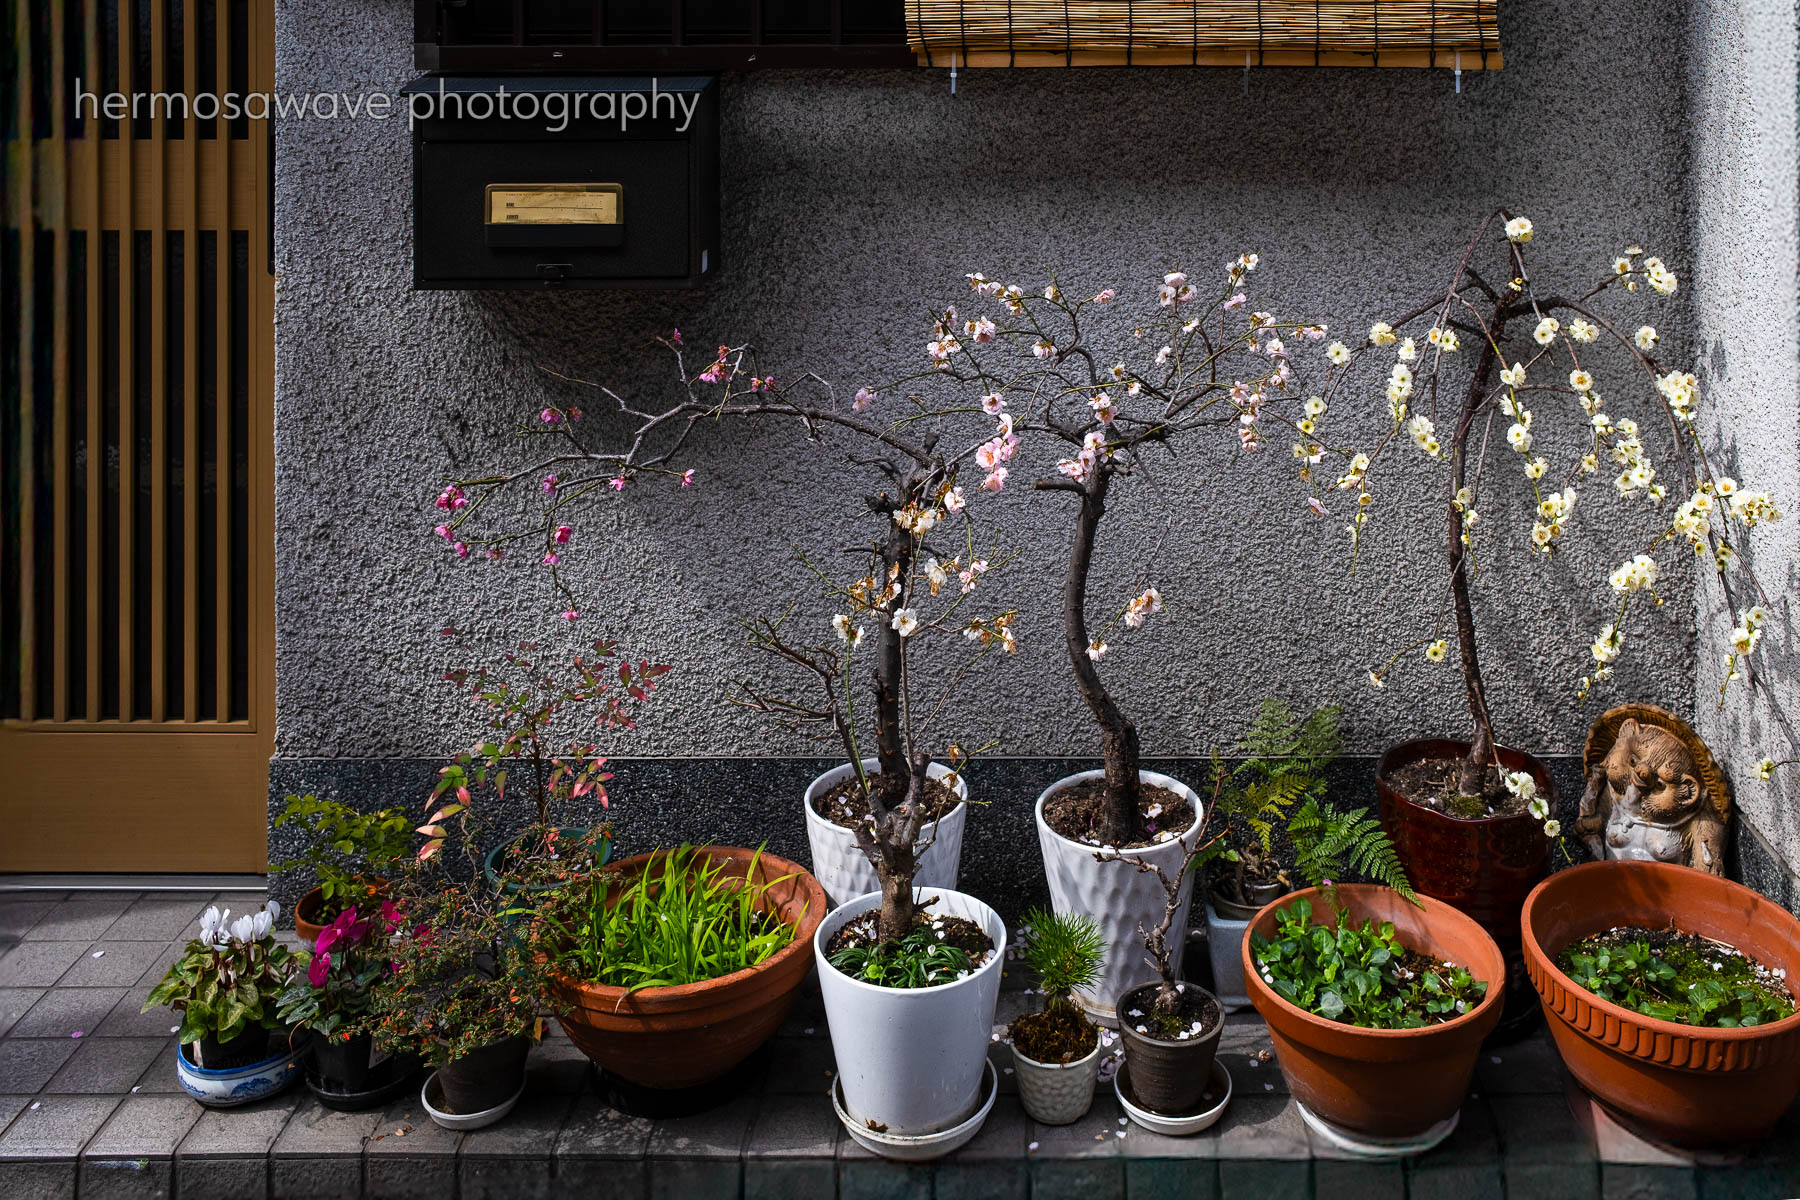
545, 846, 827, 1090
1376, 739, 1553, 962
1242, 885, 1506, 1138
1521, 860, 1800, 1148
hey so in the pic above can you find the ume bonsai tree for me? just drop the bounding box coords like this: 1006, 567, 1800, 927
1287, 212, 1792, 818
429, 334, 1017, 941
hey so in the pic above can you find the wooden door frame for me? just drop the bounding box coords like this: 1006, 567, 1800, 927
1, 0, 276, 872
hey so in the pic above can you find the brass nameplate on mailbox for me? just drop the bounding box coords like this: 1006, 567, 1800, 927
486, 183, 623, 226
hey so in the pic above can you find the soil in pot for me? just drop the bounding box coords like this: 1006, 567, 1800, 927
435, 1036, 530, 1115
824, 908, 997, 984
814, 774, 961, 830
1041, 781, 1195, 849
194, 1026, 271, 1070
1556, 925, 1795, 1027
1009, 1007, 1098, 1065
1117, 982, 1223, 1113
1385, 756, 1526, 818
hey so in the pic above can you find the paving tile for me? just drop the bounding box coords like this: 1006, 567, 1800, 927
1029, 1090, 1127, 1159
1218, 1158, 1309, 1200
178, 1155, 270, 1200
0, 988, 47, 1038
83, 1094, 204, 1158
1409, 1099, 1501, 1200
135, 943, 193, 991
460, 1086, 576, 1200
0, 1038, 82, 1093
763, 1035, 838, 1094
0, 900, 59, 941
1602, 1163, 1697, 1200
646, 1092, 754, 1200
10, 987, 128, 1039
0, 1095, 120, 1158
92, 992, 182, 1039
1125, 1158, 1218, 1200
176, 1093, 298, 1200
98, 894, 217, 943
1313, 1159, 1404, 1198
77, 1155, 172, 1200
523, 1033, 591, 1094
43, 1038, 165, 1096
0, 943, 93, 987
270, 1103, 381, 1200
1212, 1096, 1309, 1160
1476, 1033, 1569, 1096
555, 1092, 653, 1198
0, 1094, 31, 1134
24, 898, 138, 943
361, 1095, 461, 1200
0, 1159, 77, 1200
838, 1155, 929, 1200
1033, 1155, 1127, 1200
1215, 1017, 1286, 1094
130, 1042, 185, 1094
57, 942, 174, 989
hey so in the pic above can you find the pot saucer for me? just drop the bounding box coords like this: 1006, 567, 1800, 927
1114, 1059, 1232, 1135
1296, 1101, 1459, 1159
831, 1059, 997, 1161
421, 1069, 525, 1131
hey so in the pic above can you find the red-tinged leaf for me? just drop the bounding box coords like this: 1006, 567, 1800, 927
457, 786, 471, 804
599, 794, 610, 809
416, 824, 446, 838
495, 769, 506, 798
426, 805, 463, 824
572, 780, 591, 797
418, 843, 441, 862
628, 687, 646, 700
619, 663, 631, 684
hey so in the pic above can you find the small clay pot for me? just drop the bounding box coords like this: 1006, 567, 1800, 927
436, 1035, 531, 1115
294, 878, 389, 947
1116, 982, 1223, 1114
1522, 860, 1800, 1148
1243, 885, 1505, 1139
194, 1025, 271, 1071
547, 846, 827, 1090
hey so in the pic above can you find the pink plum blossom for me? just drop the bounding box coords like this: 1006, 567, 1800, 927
553, 526, 572, 544
981, 467, 1008, 492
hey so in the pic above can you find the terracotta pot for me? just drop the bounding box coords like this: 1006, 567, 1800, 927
546, 846, 827, 1090
1242, 884, 1505, 1138
294, 877, 389, 947
1116, 982, 1223, 1114
1521, 860, 1800, 1148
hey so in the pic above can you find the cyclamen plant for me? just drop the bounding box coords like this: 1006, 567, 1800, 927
1282, 212, 1791, 811
276, 903, 397, 1041
143, 902, 293, 1046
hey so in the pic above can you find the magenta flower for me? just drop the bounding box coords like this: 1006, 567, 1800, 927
553, 526, 572, 544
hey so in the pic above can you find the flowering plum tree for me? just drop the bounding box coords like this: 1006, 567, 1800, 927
1290, 212, 1790, 811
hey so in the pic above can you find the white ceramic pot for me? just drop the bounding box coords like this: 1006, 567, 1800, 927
1011, 1040, 1101, 1125
1035, 769, 1207, 1027
804, 760, 969, 909
1205, 902, 1252, 1011
814, 887, 1006, 1139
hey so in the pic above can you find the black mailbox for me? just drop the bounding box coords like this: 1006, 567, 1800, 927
402, 75, 719, 289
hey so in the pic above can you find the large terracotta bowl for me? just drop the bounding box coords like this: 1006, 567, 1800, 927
545, 846, 826, 1089
1522, 859, 1800, 1147
1243, 884, 1505, 1138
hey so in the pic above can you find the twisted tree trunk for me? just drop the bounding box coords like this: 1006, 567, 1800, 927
1448, 305, 1506, 799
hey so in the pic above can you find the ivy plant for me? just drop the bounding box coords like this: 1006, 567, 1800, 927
1249, 897, 1486, 1029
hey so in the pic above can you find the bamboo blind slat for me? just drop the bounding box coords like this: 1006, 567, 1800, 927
909, 1, 1502, 68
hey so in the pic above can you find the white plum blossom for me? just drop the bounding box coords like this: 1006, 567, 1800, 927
1505, 216, 1534, 243
890, 609, 920, 638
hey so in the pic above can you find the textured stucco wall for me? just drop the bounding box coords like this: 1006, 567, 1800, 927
1686, 0, 1800, 902
273, 0, 1705, 791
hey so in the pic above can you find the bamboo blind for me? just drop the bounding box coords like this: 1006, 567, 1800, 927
909, 1, 1502, 68
2, 0, 275, 873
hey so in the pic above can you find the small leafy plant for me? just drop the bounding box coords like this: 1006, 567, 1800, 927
276, 904, 395, 1042
1250, 898, 1487, 1029
273, 794, 412, 924
144, 902, 294, 1046
1009, 908, 1105, 1063
1557, 933, 1795, 1028
1207, 701, 1342, 905
830, 925, 972, 989
531, 844, 800, 991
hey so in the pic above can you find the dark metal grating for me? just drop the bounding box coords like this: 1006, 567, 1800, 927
416, 0, 912, 71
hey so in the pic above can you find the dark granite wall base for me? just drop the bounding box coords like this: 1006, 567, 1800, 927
269, 753, 1619, 921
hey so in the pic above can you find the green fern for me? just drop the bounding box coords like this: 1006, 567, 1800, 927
1288, 798, 1415, 902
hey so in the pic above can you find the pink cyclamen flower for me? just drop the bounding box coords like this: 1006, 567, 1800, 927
680, 469, 695, 486
308, 953, 330, 988
553, 526, 572, 544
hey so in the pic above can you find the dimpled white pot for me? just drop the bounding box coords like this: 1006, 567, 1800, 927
804, 760, 968, 909
1035, 770, 1207, 1027
1011, 1039, 1102, 1125
815, 888, 1006, 1139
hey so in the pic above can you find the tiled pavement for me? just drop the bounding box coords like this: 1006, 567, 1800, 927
1, 888, 1796, 1199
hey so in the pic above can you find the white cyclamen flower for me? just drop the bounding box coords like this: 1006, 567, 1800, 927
229, 914, 257, 944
